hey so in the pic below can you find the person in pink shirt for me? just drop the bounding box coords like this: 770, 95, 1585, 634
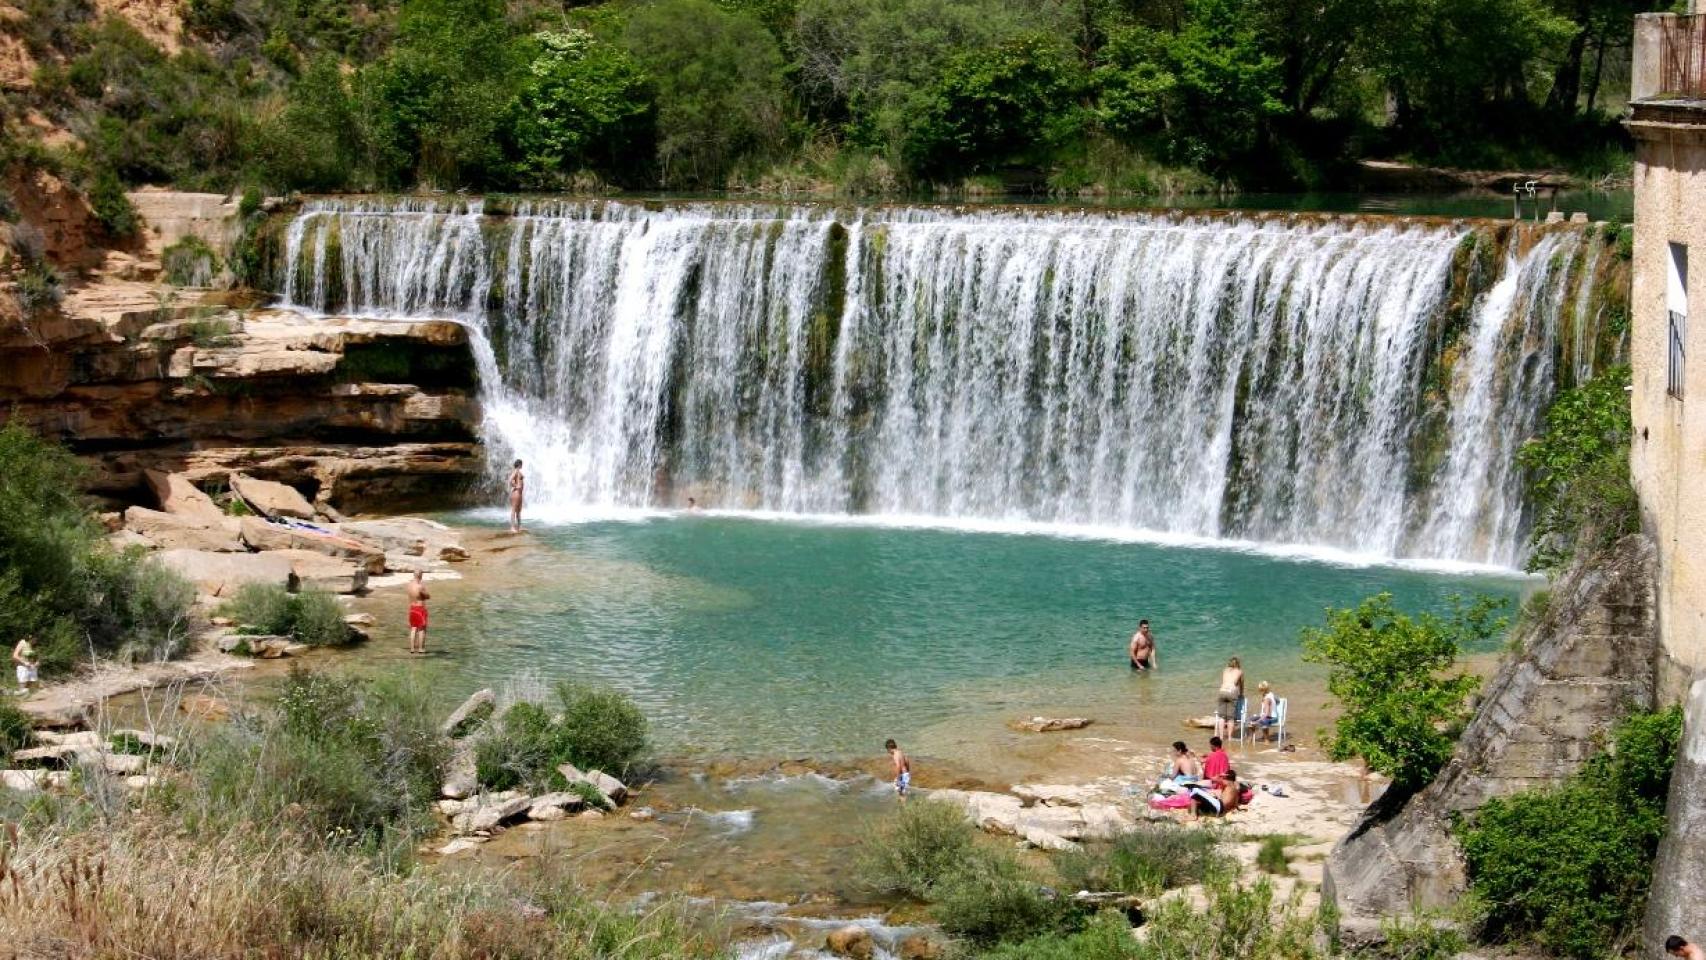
1202, 736, 1230, 781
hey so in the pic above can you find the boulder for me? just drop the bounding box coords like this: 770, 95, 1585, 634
586, 770, 629, 805
1015, 803, 1132, 841
100, 753, 148, 776
526, 792, 588, 820
123, 775, 160, 792
239, 517, 385, 572
276, 550, 368, 594
442, 741, 478, 800
897, 934, 944, 960
1, 770, 47, 793
578, 809, 605, 820
437, 799, 466, 817
825, 925, 874, 960
340, 517, 469, 561
1021, 826, 1080, 851
144, 470, 225, 524
927, 789, 1026, 835
110, 729, 175, 751
437, 837, 485, 856
37, 731, 104, 749
441, 688, 496, 738
229, 473, 315, 519
628, 807, 657, 822
1012, 783, 1099, 807
1325, 534, 1660, 930
453, 793, 533, 834
156, 549, 297, 596
1010, 716, 1092, 733
9, 745, 80, 769
179, 694, 230, 721
123, 507, 243, 551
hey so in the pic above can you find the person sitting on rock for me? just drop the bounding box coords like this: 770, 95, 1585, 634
1190, 770, 1240, 818
1202, 736, 1230, 780
1668, 935, 1705, 960
1170, 740, 1201, 780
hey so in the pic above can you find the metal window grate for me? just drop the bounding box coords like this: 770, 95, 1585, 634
1670, 309, 1687, 399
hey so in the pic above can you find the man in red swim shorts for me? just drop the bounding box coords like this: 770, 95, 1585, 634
407, 570, 430, 655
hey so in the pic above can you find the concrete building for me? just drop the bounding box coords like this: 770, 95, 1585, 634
1628, 11, 1706, 955
1631, 11, 1706, 697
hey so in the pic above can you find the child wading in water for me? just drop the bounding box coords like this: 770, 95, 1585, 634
407, 570, 430, 655
886, 739, 911, 801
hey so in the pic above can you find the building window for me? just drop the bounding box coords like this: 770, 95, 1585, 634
1669, 242, 1688, 400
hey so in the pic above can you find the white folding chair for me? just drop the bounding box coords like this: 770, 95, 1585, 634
1274, 697, 1289, 748
1230, 696, 1248, 745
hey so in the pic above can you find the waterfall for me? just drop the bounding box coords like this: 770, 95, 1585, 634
278, 198, 1610, 567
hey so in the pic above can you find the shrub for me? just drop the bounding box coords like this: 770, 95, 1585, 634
1301, 592, 1506, 791
0, 422, 193, 673
1055, 824, 1223, 896
161, 236, 223, 287
87, 167, 138, 239
473, 684, 649, 791
931, 847, 1069, 946
186, 668, 446, 850
979, 911, 1141, 960
1518, 365, 1639, 574
1255, 835, 1292, 875
856, 798, 982, 898
1458, 707, 1683, 959
1138, 875, 1325, 960
0, 695, 31, 761
554, 682, 647, 775
218, 583, 351, 647
14, 259, 63, 317
1378, 914, 1467, 960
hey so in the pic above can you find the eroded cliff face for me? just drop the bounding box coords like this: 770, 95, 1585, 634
0, 276, 484, 513
1323, 533, 1660, 940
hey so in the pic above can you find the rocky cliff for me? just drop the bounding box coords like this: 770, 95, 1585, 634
1643, 676, 1706, 958
1324, 533, 1660, 940
0, 278, 484, 512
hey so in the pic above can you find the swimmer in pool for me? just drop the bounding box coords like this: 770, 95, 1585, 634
1129, 619, 1158, 671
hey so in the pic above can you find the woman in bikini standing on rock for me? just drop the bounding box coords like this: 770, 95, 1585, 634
508, 459, 525, 533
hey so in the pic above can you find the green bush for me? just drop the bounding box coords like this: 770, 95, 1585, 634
856, 798, 982, 898
15, 260, 63, 317
1138, 875, 1324, 959
0, 695, 32, 762
87, 167, 138, 239
1518, 365, 1639, 575
0, 422, 193, 673
1458, 707, 1684, 959
161, 235, 223, 287
554, 682, 648, 775
931, 847, 1069, 946
187, 668, 446, 850
1255, 835, 1292, 876
979, 911, 1141, 960
1055, 824, 1223, 896
473, 684, 649, 791
1377, 914, 1467, 960
1301, 592, 1506, 791
218, 583, 351, 647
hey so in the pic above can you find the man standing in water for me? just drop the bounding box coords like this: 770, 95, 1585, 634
507, 459, 525, 533
886, 739, 911, 802
1128, 619, 1158, 671
407, 570, 430, 655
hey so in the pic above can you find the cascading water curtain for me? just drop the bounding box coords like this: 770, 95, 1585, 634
280, 199, 1597, 567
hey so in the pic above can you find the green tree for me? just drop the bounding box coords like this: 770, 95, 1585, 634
1517, 365, 1637, 574
902, 35, 1084, 180
253, 52, 361, 191
1301, 592, 1506, 790
0, 422, 193, 672
625, 0, 789, 186
507, 29, 656, 187
362, 0, 522, 187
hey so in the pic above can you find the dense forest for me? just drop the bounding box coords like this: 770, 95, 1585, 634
0, 0, 1680, 198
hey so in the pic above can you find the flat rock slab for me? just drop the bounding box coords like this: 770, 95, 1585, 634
1012, 783, 1100, 807
441, 688, 495, 738
156, 548, 297, 596
239, 517, 384, 572
124, 506, 243, 552
341, 517, 469, 561
275, 550, 369, 594
1010, 717, 1093, 733
230, 473, 316, 519
144, 470, 225, 524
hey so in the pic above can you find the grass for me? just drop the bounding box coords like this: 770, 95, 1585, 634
1056, 824, 1225, 897
1255, 835, 1293, 876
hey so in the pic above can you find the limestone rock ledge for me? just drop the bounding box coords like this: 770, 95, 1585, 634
1323, 533, 1659, 938
1, 284, 484, 513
